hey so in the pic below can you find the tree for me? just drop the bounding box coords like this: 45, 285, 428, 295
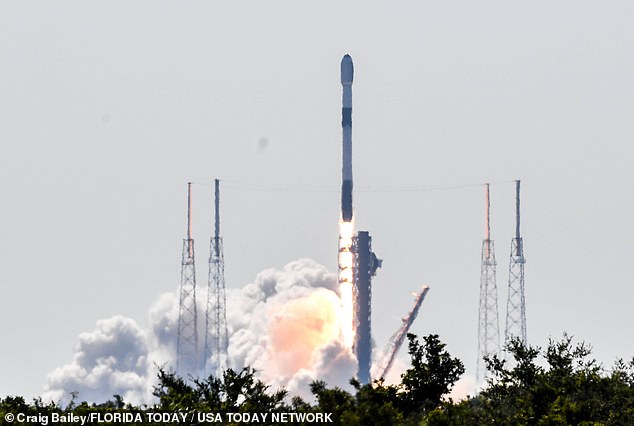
310, 380, 357, 424
426, 335, 634, 425
11, 332, 633, 425
308, 333, 465, 425
350, 378, 403, 426
399, 333, 465, 416
153, 366, 288, 415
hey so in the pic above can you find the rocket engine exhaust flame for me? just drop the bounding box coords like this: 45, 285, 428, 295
338, 220, 355, 348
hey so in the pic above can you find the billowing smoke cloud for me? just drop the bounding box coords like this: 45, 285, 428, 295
43, 259, 357, 405
43, 316, 154, 404
225, 259, 356, 398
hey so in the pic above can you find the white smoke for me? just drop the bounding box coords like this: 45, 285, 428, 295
43, 259, 357, 405
43, 316, 154, 405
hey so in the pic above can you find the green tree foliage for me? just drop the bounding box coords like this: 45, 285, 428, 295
309, 380, 358, 424
0, 334, 464, 425
307, 333, 464, 425
400, 333, 465, 415
427, 334, 634, 425
153, 366, 289, 415
0, 394, 144, 426
6, 333, 633, 425
350, 378, 403, 425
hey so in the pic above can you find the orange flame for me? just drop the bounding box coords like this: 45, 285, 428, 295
268, 289, 342, 376
338, 220, 355, 348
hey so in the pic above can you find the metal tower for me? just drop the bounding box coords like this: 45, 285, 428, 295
204, 179, 229, 377
177, 182, 199, 377
352, 231, 382, 385
377, 286, 429, 379
477, 183, 500, 382
505, 180, 527, 345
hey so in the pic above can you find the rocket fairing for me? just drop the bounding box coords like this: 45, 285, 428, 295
341, 54, 354, 222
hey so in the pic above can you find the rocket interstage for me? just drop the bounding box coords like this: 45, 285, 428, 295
339, 54, 355, 349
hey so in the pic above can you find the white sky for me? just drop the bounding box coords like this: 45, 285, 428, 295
2, 1, 634, 399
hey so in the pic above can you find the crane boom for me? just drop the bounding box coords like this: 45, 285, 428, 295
377, 286, 430, 379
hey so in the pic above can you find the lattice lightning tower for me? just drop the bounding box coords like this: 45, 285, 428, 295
204, 179, 229, 377
505, 180, 527, 345
477, 183, 500, 382
177, 182, 199, 377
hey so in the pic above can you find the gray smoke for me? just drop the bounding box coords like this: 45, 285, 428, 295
43, 316, 153, 404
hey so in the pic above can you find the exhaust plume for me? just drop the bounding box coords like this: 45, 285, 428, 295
43, 259, 357, 405
338, 220, 355, 348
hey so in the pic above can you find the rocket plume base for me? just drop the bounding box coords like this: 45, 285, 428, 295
339, 220, 355, 348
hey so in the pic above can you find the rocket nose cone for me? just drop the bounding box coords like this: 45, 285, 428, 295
341, 54, 354, 85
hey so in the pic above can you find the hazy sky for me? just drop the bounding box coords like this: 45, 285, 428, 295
2, 1, 634, 400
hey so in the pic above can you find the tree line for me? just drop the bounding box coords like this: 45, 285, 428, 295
2, 333, 634, 425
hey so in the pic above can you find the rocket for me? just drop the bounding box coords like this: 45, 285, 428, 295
338, 54, 356, 349
341, 54, 354, 222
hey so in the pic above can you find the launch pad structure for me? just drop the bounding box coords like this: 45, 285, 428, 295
353, 231, 382, 385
